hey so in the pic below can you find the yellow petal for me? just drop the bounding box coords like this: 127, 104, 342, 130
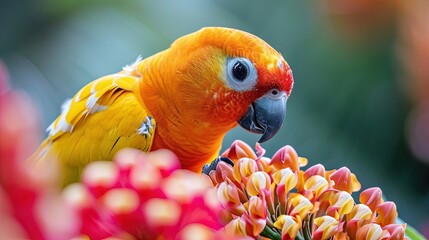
233, 157, 258, 182
356, 223, 389, 240
246, 171, 271, 196
304, 175, 329, 199
274, 215, 300, 239
347, 204, 372, 222
327, 191, 354, 219
313, 216, 340, 240
288, 194, 313, 219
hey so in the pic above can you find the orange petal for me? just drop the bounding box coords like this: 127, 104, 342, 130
222, 140, 257, 162
329, 167, 361, 193
214, 161, 235, 184
304, 164, 326, 181
270, 145, 304, 171
383, 224, 406, 240
359, 187, 384, 212
375, 201, 398, 227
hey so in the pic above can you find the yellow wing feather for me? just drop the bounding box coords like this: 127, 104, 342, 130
36, 73, 155, 184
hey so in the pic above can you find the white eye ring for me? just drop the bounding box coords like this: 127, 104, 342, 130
226, 58, 258, 91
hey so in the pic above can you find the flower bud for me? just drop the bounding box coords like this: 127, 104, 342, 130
217, 182, 245, 216
359, 187, 383, 212
304, 175, 329, 199
274, 215, 300, 240
246, 172, 271, 196
356, 223, 389, 240
273, 168, 298, 192
224, 218, 247, 237
162, 170, 211, 204
144, 149, 180, 177
143, 198, 181, 228
383, 224, 406, 240
130, 161, 161, 190
222, 140, 257, 162
288, 194, 313, 219
270, 145, 307, 171
327, 191, 354, 219
233, 157, 258, 182
312, 216, 341, 240
247, 196, 267, 236
329, 167, 361, 193
375, 201, 398, 227
346, 204, 372, 237
82, 161, 119, 198
214, 161, 235, 184
178, 223, 215, 240
256, 157, 273, 173
304, 164, 326, 180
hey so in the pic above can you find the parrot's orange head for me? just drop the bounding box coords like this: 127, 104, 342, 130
140, 27, 294, 157
164, 27, 294, 143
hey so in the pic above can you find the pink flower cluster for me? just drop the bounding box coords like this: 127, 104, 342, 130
63, 148, 224, 239
0, 61, 78, 239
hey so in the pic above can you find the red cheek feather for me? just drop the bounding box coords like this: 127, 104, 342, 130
254, 63, 294, 97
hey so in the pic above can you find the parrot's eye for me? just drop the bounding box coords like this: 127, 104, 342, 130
232, 62, 247, 81
226, 58, 258, 91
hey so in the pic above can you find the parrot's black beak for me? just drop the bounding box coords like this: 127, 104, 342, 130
238, 89, 287, 143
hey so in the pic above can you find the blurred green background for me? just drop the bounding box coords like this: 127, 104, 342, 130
1, 0, 428, 234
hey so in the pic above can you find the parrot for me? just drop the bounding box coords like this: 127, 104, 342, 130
31, 27, 294, 185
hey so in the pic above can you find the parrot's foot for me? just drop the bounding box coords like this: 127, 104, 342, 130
202, 156, 234, 175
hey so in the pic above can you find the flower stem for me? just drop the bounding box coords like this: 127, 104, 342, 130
260, 226, 281, 240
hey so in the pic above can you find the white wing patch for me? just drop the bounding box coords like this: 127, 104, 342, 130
137, 116, 154, 136
86, 93, 108, 114
47, 56, 141, 139
123, 55, 143, 75
47, 99, 74, 136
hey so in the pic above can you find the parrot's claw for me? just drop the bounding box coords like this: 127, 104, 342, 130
202, 156, 234, 175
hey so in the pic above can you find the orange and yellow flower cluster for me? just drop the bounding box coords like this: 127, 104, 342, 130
207, 140, 407, 240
